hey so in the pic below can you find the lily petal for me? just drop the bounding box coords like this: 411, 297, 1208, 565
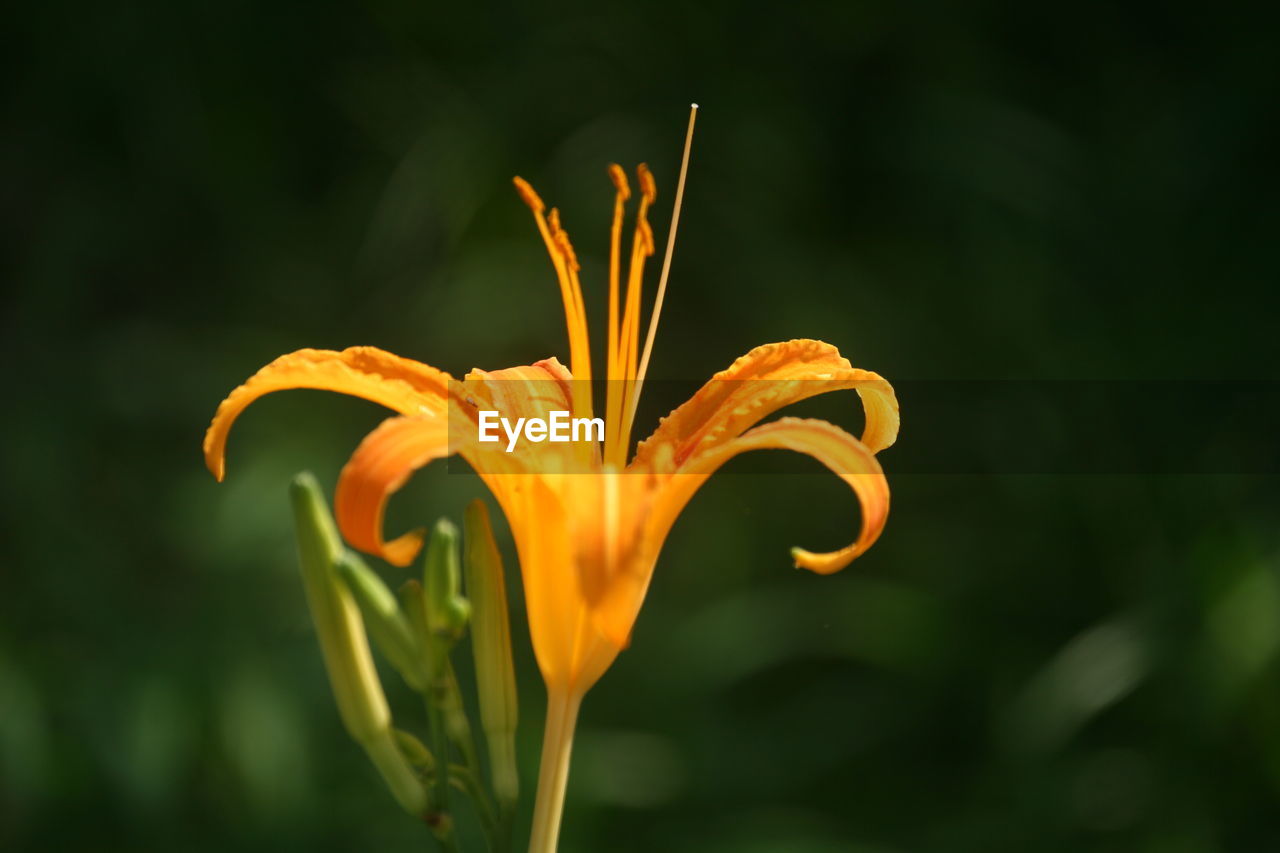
684, 416, 889, 574
568, 469, 662, 650
632, 339, 899, 471
581, 416, 889, 648
334, 415, 449, 567
334, 358, 578, 568
463, 358, 576, 426
642, 416, 888, 582
204, 347, 453, 481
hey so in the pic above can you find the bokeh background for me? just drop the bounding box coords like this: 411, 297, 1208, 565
5, 1, 1280, 851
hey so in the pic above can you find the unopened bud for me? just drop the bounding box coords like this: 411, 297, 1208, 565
423, 519, 471, 642
336, 552, 427, 691
464, 499, 519, 808
290, 473, 389, 743
289, 473, 427, 817
394, 728, 435, 772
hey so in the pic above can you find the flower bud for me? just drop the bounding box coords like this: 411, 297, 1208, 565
406, 545, 479, 767
289, 472, 427, 817
398, 578, 431, 651
394, 728, 435, 772
423, 518, 471, 642
290, 473, 389, 743
464, 499, 520, 808
335, 551, 427, 691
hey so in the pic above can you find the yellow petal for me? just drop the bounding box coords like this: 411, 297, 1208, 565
632, 339, 899, 470
463, 358, 576, 425
569, 470, 662, 650
203, 347, 453, 481
334, 415, 450, 567
584, 410, 892, 647
334, 358, 578, 568
657, 416, 890, 578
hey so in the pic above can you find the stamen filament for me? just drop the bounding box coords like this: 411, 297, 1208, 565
613, 165, 655, 462
550, 209, 593, 419
514, 178, 593, 419
604, 165, 631, 465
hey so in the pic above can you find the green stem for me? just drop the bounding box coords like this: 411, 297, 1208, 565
495, 803, 515, 853
527, 689, 582, 853
443, 661, 483, 778
448, 764, 499, 834
425, 691, 456, 847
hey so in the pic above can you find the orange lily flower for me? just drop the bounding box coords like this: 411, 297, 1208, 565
203, 109, 898, 852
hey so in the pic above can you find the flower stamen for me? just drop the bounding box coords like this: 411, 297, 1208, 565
605, 164, 632, 465
513, 177, 594, 419
612, 164, 656, 459
515, 104, 698, 459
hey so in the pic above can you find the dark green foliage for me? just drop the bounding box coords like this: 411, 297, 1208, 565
3, 1, 1279, 850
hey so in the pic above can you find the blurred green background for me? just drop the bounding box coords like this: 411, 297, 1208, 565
4, 1, 1280, 850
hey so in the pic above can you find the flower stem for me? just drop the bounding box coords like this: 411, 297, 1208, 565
424, 692, 455, 844
527, 689, 582, 853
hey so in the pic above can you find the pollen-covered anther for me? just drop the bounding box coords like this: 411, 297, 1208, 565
608, 163, 632, 200
512, 176, 545, 213
636, 163, 657, 203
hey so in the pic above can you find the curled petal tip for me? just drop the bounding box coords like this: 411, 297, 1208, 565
334, 414, 451, 570
381, 529, 427, 568
202, 346, 452, 490
203, 429, 227, 481
791, 545, 857, 576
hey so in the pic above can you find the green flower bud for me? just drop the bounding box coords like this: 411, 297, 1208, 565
464, 499, 520, 809
393, 728, 435, 772
399, 576, 457, 823
423, 519, 471, 642
290, 473, 388, 743
335, 551, 427, 691
396, 582, 478, 766
398, 579, 431, 653
289, 473, 427, 817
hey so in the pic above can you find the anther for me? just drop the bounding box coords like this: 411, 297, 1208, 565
512, 176, 545, 213
636, 164, 657, 204
608, 163, 632, 200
